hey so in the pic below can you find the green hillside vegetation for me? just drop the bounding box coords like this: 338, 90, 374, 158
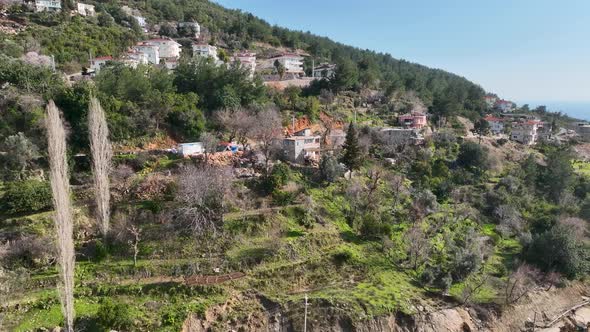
0, 0, 589, 331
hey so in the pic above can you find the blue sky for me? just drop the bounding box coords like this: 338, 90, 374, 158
214, 0, 590, 104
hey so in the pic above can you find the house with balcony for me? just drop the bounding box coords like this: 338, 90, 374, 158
145, 38, 181, 59
398, 111, 427, 129
484, 116, 505, 135
89, 56, 113, 73
495, 99, 515, 113
133, 42, 160, 65
263, 53, 305, 75
34, 0, 61, 12
511, 120, 540, 145
231, 52, 256, 77
283, 128, 321, 163
122, 50, 149, 66
192, 44, 219, 62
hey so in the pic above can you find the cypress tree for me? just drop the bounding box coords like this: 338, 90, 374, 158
340, 122, 362, 177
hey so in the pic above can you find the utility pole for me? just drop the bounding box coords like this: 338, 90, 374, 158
303, 294, 308, 332
311, 59, 315, 78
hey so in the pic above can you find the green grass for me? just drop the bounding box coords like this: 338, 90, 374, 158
14, 299, 100, 332
313, 270, 421, 317
572, 160, 590, 178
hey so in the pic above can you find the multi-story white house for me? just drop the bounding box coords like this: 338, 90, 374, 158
145, 38, 181, 59
484, 116, 505, 135
264, 53, 305, 74
192, 44, 219, 62
120, 51, 148, 68
283, 128, 321, 163
133, 42, 160, 65
89, 56, 113, 73
231, 52, 256, 77
511, 120, 540, 145
76, 3, 95, 16
495, 99, 515, 113
34, 0, 61, 12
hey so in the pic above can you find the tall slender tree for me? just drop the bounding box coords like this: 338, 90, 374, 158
88, 97, 112, 238
46, 100, 75, 332
340, 122, 362, 178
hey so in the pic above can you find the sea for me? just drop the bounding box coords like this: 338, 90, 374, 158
522, 101, 590, 121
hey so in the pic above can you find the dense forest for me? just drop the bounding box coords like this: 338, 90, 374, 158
0, 1, 589, 331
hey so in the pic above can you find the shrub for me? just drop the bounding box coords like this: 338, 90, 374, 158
96, 298, 133, 330
525, 224, 589, 278
272, 189, 296, 206
0, 180, 52, 215
320, 154, 345, 182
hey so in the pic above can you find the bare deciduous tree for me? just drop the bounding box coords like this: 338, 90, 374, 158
216, 108, 256, 149
504, 263, 541, 305
558, 217, 587, 240
175, 166, 231, 236
88, 97, 112, 237
252, 107, 282, 176
127, 225, 141, 267
461, 272, 490, 305
406, 224, 430, 269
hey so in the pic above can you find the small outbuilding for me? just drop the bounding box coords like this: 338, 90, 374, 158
178, 142, 204, 157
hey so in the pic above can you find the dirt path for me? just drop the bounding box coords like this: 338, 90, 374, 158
490, 282, 590, 332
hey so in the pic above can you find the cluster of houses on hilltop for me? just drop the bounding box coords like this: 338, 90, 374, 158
90, 37, 182, 73
485, 94, 516, 113
27, 0, 335, 86
484, 114, 552, 145
24, 0, 94, 15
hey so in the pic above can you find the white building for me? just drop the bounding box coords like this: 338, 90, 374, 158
178, 22, 200, 38
34, 0, 61, 12
121, 51, 148, 68
76, 3, 95, 16
232, 52, 256, 77
263, 53, 305, 74
511, 121, 540, 145
89, 56, 113, 73
495, 99, 515, 113
178, 142, 204, 157
192, 44, 219, 62
145, 38, 181, 59
484, 116, 504, 135
133, 42, 160, 65
283, 128, 321, 163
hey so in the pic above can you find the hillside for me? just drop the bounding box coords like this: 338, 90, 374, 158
1, 1, 590, 332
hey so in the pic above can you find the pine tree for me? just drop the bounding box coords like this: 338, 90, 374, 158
340, 122, 362, 177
